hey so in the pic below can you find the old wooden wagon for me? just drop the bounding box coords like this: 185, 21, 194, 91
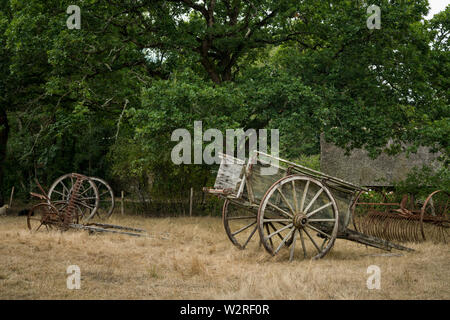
204, 151, 412, 261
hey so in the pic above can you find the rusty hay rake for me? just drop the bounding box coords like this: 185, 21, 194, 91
352, 191, 449, 243
27, 173, 146, 237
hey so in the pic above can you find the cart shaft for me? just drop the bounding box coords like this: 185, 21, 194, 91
338, 229, 414, 252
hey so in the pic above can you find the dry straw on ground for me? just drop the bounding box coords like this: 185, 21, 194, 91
0, 215, 449, 299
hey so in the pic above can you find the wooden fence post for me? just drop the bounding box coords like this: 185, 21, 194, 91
189, 187, 193, 217
9, 186, 15, 207
121, 191, 124, 215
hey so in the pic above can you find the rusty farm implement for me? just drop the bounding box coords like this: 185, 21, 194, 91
352, 190, 449, 243
204, 152, 413, 261
27, 173, 146, 237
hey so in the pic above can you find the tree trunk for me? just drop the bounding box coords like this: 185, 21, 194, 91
0, 107, 9, 206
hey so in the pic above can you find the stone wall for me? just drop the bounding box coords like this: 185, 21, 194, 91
320, 135, 442, 187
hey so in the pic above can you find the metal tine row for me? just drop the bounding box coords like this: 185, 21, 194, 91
356, 210, 447, 243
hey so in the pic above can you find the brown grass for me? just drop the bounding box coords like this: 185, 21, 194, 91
0, 214, 449, 299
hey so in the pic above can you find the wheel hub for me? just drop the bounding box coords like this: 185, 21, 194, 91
293, 213, 308, 228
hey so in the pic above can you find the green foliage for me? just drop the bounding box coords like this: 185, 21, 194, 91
357, 189, 398, 205
293, 154, 321, 171
117, 66, 323, 196
395, 166, 450, 197
0, 0, 448, 210
273, 1, 448, 160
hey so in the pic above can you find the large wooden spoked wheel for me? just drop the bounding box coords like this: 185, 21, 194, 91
223, 199, 259, 249
47, 173, 99, 222
90, 177, 115, 219
27, 203, 62, 232
420, 190, 449, 243
258, 175, 339, 261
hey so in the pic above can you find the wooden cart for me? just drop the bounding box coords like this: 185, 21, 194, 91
204, 151, 412, 261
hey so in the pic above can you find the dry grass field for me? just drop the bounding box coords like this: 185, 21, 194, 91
0, 213, 449, 300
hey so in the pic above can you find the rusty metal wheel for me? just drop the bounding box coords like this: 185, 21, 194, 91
420, 190, 449, 243
89, 177, 115, 219
223, 199, 258, 249
350, 190, 363, 232
258, 175, 339, 261
27, 203, 62, 232
47, 173, 99, 222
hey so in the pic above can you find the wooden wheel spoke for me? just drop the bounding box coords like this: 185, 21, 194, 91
77, 196, 98, 201
265, 223, 274, 248
242, 225, 258, 249
99, 191, 110, 197
304, 188, 323, 214
267, 201, 293, 219
276, 188, 295, 215
60, 181, 70, 195
263, 218, 291, 223
274, 227, 295, 255
320, 238, 328, 250
266, 223, 293, 240
231, 221, 256, 236
289, 229, 297, 262
78, 184, 94, 197
306, 223, 332, 239
308, 218, 336, 222
75, 197, 95, 204
306, 202, 333, 218
268, 222, 286, 241
227, 215, 257, 220
75, 201, 96, 210
299, 229, 307, 258
29, 218, 44, 225
300, 180, 310, 212
52, 190, 68, 199
302, 227, 321, 253
77, 201, 95, 210
35, 222, 44, 231
292, 180, 299, 213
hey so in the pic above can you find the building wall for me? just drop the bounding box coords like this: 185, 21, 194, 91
320, 135, 442, 187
